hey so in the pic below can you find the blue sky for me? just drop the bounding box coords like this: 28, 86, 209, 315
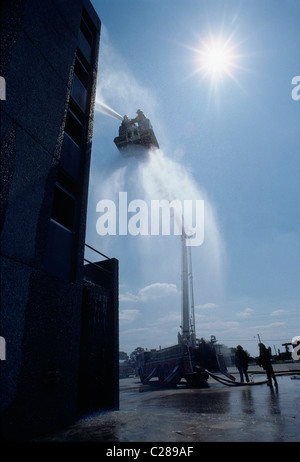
85, 0, 300, 357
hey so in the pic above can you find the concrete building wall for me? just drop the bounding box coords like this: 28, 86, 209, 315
0, 0, 118, 440
79, 258, 119, 414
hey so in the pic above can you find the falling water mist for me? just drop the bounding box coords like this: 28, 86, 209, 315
140, 149, 226, 299
92, 135, 226, 302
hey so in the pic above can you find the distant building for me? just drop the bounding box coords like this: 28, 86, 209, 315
0, 0, 119, 440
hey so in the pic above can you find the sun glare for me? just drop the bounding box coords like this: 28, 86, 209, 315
197, 37, 238, 82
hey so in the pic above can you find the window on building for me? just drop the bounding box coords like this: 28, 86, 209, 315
64, 103, 84, 147
51, 183, 76, 231
77, 8, 97, 64
81, 8, 96, 41
80, 17, 93, 46
45, 176, 77, 281
76, 48, 90, 74
74, 55, 89, 88
72, 74, 87, 112
60, 133, 81, 180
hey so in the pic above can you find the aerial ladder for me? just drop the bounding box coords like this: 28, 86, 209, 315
179, 232, 196, 348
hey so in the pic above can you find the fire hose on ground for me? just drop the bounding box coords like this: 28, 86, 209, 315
204, 369, 300, 387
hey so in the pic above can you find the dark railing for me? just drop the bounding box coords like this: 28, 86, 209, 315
84, 243, 112, 274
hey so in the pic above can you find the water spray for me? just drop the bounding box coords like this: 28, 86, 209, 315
96, 101, 123, 121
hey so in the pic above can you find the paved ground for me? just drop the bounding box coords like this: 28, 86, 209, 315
38, 363, 300, 443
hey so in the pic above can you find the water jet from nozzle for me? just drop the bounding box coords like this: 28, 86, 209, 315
96, 101, 123, 121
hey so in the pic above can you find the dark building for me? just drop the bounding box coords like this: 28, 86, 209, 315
0, 0, 119, 440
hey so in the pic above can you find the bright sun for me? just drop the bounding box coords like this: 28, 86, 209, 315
197, 37, 237, 82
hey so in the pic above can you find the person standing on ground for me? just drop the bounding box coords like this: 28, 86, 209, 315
258, 343, 278, 388
235, 345, 249, 383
